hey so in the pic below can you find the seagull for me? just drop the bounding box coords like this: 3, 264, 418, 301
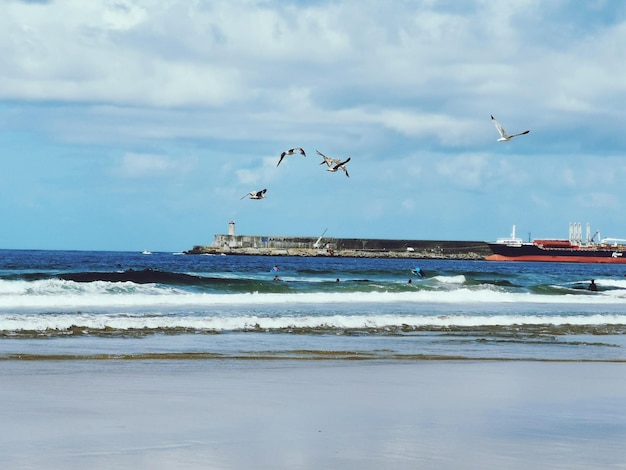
316, 150, 350, 177
316, 150, 339, 168
277, 147, 306, 167
491, 115, 530, 142
330, 158, 350, 177
241, 188, 267, 200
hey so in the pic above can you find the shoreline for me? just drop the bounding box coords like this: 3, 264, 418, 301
3, 353, 626, 362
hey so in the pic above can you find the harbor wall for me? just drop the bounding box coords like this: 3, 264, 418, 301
187, 233, 493, 259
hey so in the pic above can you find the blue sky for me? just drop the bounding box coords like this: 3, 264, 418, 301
1, 0, 626, 251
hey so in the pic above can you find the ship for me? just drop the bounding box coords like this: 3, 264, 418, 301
486, 223, 626, 264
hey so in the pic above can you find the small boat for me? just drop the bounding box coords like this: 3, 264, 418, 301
486, 223, 626, 264
141, 250, 152, 255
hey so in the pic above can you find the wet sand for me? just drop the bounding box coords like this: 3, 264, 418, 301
1, 360, 625, 469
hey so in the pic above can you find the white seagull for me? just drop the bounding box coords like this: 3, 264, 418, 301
241, 188, 267, 200
316, 150, 337, 168
491, 115, 530, 142
316, 150, 350, 177
277, 147, 306, 167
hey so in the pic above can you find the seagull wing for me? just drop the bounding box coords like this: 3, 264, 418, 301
241, 192, 252, 200
277, 153, 286, 167
340, 157, 351, 177
491, 115, 509, 139
509, 130, 530, 138
316, 150, 333, 167
332, 157, 350, 171
334, 157, 350, 177
295, 147, 306, 157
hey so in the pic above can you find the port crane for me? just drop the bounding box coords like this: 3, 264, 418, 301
313, 228, 328, 249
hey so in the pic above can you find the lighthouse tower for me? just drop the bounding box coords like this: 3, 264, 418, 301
228, 220, 235, 236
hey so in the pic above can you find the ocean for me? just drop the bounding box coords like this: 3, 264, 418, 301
2, 248, 626, 362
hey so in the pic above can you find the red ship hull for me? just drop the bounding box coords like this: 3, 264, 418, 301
486, 243, 626, 264
486, 253, 626, 263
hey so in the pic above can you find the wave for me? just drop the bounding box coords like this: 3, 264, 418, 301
6, 267, 620, 293
598, 279, 626, 289
2, 312, 626, 337
58, 269, 212, 285
2, 268, 626, 314
0, 272, 292, 297
2, 268, 272, 286
432, 274, 466, 284
1, 285, 626, 314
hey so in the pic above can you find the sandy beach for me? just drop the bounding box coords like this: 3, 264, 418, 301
1, 359, 625, 470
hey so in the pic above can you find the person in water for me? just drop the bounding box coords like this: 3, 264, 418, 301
588, 279, 597, 291
412, 267, 424, 277
273, 275, 281, 281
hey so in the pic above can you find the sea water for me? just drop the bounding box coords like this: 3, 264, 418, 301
1, 249, 626, 361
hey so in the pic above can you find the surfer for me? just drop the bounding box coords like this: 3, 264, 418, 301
273, 275, 281, 281
412, 267, 425, 277
588, 279, 597, 292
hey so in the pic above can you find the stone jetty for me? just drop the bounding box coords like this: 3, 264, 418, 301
186, 222, 492, 260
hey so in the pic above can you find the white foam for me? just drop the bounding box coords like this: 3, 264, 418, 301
1, 283, 626, 312
2, 312, 626, 332
597, 278, 626, 289
0, 279, 170, 296
433, 274, 466, 284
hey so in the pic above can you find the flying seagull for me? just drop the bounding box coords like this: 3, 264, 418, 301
316, 150, 350, 177
241, 188, 267, 200
491, 115, 530, 142
277, 147, 306, 167
330, 158, 351, 177
316, 150, 337, 168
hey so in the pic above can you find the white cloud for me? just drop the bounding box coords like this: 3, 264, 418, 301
3, 0, 626, 143
436, 154, 491, 190
102, 0, 147, 31
3, 0, 626, 249
375, 110, 478, 145
576, 192, 619, 209
401, 198, 416, 212
115, 152, 194, 178
235, 169, 260, 186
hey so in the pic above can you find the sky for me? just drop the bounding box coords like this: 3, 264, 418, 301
1, 0, 626, 251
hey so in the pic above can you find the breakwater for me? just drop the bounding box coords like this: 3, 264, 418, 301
186, 233, 492, 260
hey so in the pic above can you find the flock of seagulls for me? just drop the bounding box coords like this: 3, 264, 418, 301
242, 115, 530, 200
242, 147, 352, 200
